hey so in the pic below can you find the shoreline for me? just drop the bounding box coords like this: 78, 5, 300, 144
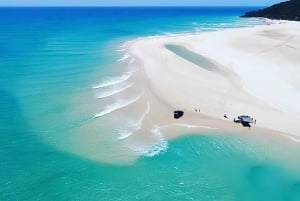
127, 20, 300, 143
43, 20, 300, 165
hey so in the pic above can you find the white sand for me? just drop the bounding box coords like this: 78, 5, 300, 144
40, 21, 300, 165
129, 21, 300, 137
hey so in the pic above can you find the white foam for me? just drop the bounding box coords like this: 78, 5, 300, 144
146, 32, 190, 39
151, 125, 165, 141
119, 44, 127, 48
115, 48, 126, 52
142, 140, 168, 157
146, 35, 162, 39
117, 101, 150, 140
117, 129, 135, 141
119, 40, 133, 48
117, 53, 130, 62
197, 27, 222, 31
94, 92, 143, 118
129, 140, 168, 158
92, 71, 134, 89
129, 58, 135, 64
96, 83, 134, 99
171, 123, 217, 130
127, 125, 168, 157
289, 136, 300, 143
142, 126, 168, 157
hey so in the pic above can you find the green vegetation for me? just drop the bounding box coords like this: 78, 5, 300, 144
242, 0, 300, 21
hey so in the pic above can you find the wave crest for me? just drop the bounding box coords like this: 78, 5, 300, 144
117, 102, 150, 140
142, 140, 168, 157
117, 53, 130, 62
96, 83, 134, 99
92, 71, 134, 89
94, 92, 143, 118
128, 126, 168, 157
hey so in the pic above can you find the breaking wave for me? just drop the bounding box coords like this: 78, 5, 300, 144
128, 126, 168, 157
96, 83, 134, 99
142, 140, 168, 157
115, 48, 126, 52
143, 126, 168, 157
117, 102, 150, 140
93, 92, 143, 118
117, 53, 130, 62
119, 40, 133, 48
92, 71, 134, 89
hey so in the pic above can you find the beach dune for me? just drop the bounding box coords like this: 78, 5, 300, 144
129, 21, 300, 137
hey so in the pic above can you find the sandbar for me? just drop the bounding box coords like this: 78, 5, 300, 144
128, 20, 300, 139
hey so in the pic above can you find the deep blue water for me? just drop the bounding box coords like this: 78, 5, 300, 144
1, 7, 300, 201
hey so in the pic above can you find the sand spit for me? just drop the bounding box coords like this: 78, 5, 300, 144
128, 21, 300, 138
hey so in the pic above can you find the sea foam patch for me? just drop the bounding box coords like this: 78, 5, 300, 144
92, 71, 135, 89
96, 83, 134, 99
115, 48, 126, 52
128, 125, 168, 157
117, 53, 131, 62
142, 140, 168, 157
94, 92, 144, 118
129, 58, 135, 64
117, 102, 150, 140
143, 126, 168, 157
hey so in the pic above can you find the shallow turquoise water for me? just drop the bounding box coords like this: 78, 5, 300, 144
2, 124, 300, 201
1, 7, 300, 200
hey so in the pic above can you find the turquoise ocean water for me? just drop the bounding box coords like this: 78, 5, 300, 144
1, 7, 300, 200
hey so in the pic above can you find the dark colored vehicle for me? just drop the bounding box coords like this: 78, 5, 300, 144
174, 110, 184, 119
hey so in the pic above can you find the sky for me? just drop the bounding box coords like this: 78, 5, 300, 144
0, 0, 285, 7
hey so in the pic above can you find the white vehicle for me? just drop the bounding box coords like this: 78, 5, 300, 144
233, 115, 253, 123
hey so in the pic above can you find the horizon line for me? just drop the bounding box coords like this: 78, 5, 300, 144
0, 5, 265, 8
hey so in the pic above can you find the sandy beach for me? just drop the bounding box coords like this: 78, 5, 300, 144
128, 20, 300, 139
44, 20, 300, 165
